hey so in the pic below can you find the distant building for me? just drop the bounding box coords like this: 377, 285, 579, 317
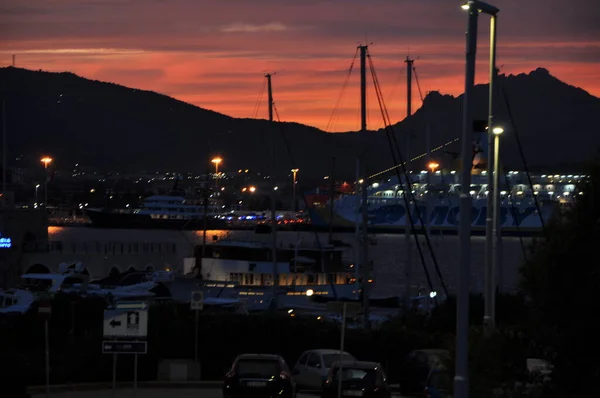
0, 192, 48, 288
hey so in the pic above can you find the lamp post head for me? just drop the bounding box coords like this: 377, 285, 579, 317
291, 168, 299, 173
492, 127, 504, 135
211, 157, 222, 165
428, 162, 440, 172
41, 157, 53, 165
461, 0, 499, 15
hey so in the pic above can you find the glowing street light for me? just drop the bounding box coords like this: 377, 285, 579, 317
249, 186, 256, 193
211, 157, 222, 189
425, 162, 440, 236
40, 157, 53, 207
428, 162, 440, 173
305, 289, 314, 297
291, 168, 299, 212
211, 157, 222, 174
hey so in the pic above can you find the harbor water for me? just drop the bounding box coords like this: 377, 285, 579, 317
35, 227, 534, 298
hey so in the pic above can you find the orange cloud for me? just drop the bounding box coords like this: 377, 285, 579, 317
1, 0, 599, 131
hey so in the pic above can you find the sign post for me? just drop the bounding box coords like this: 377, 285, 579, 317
338, 303, 347, 398
326, 301, 361, 398
112, 354, 117, 398
103, 302, 148, 396
190, 291, 204, 365
38, 301, 52, 398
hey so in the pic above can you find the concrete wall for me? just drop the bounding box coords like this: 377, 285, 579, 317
0, 207, 48, 287
21, 240, 183, 279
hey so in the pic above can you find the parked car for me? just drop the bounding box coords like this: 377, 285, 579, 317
322, 360, 391, 398
292, 349, 356, 391
398, 349, 450, 395
424, 368, 453, 398
223, 353, 295, 398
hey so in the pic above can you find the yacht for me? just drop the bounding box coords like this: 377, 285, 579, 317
183, 238, 368, 310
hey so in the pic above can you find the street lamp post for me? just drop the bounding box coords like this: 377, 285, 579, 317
426, 162, 439, 237
456, 2, 482, 398
211, 157, 222, 190
456, 2, 499, 397
491, 126, 503, 325
40, 157, 52, 207
35, 184, 40, 207
462, 0, 500, 337
291, 169, 299, 212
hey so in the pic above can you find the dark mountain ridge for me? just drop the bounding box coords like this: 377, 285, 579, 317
1, 66, 598, 181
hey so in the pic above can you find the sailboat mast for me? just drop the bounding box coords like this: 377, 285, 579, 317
360, 47, 367, 132
404, 56, 414, 309
1, 99, 7, 194
358, 44, 370, 328
266, 73, 278, 310
328, 157, 335, 244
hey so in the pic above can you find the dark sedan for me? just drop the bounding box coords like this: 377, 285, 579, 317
223, 353, 296, 398
322, 360, 391, 398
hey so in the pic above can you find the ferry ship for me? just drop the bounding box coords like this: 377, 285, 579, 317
85, 195, 228, 230
307, 171, 584, 235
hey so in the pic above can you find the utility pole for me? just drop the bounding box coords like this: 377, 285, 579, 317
266, 73, 278, 312
358, 44, 370, 329
455, 2, 479, 398
404, 56, 414, 309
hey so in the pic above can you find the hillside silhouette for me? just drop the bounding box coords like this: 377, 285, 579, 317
1, 67, 598, 181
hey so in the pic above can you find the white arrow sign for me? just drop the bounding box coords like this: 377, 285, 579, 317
103, 309, 148, 337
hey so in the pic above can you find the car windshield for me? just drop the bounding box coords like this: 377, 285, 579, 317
334, 368, 376, 382
323, 353, 355, 368
235, 359, 279, 377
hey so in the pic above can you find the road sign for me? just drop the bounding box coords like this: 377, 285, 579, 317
191, 291, 204, 310
38, 301, 52, 315
326, 301, 362, 316
102, 341, 147, 354
103, 309, 148, 337
115, 301, 148, 310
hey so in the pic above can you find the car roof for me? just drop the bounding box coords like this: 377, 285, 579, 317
236, 353, 282, 361
331, 360, 381, 369
301, 349, 353, 355
411, 349, 450, 356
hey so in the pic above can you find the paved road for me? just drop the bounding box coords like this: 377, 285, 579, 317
33, 388, 409, 398
33, 389, 319, 398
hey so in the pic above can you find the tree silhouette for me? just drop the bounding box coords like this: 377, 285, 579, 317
520, 156, 600, 396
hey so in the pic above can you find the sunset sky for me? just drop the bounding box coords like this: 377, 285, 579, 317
2, 0, 599, 132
